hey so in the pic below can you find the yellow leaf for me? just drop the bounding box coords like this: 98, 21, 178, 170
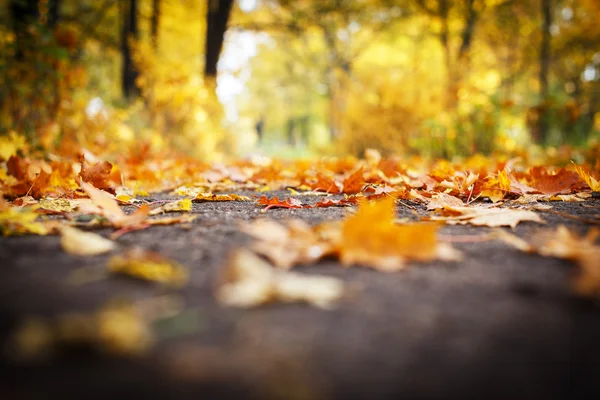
0, 207, 49, 236
573, 164, 600, 191
0, 131, 26, 161
108, 247, 188, 286
149, 198, 192, 215
60, 226, 116, 256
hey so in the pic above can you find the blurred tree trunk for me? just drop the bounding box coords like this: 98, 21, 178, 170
204, 0, 234, 82
9, 0, 39, 60
536, 0, 552, 145
121, 0, 139, 100
48, 0, 61, 28
151, 0, 160, 49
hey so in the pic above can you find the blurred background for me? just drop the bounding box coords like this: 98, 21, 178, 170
0, 0, 599, 161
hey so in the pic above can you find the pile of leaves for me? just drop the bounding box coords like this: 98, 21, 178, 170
2, 145, 600, 356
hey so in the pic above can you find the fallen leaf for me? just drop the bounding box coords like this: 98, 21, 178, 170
39, 197, 78, 213
529, 167, 580, 195
573, 163, 600, 191
339, 198, 461, 271
107, 247, 188, 286
342, 167, 365, 194
430, 205, 545, 228
217, 249, 343, 309
79, 180, 150, 227
481, 171, 511, 203
426, 192, 464, 210
0, 206, 50, 236
194, 192, 250, 202
149, 198, 192, 215
257, 196, 304, 210
313, 197, 359, 208
240, 219, 333, 268
79, 160, 114, 191
60, 226, 116, 256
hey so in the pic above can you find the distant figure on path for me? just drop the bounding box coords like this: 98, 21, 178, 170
255, 116, 264, 144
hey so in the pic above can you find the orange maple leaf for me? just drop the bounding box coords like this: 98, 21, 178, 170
342, 167, 365, 194
339, 198, 459, 271
257, 196, 304, 210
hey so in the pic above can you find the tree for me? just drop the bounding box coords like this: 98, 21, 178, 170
204, 0, 234, 81
9, 0, 39, 60
151, 0, 160, 49
534, 0, 552, 145
121, 0, 139, 99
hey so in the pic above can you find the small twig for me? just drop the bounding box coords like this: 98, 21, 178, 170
25, 173, 40, 198
466, 184, 475, 205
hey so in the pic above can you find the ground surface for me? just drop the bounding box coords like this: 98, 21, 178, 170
1, 192, 600, 399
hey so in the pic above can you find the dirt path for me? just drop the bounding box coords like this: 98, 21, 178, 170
1, 193, 599, 399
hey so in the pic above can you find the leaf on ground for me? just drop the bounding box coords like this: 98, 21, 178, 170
240, 219, 333, 268
107, 247, 188, 286
0, 206, 50, 236
194, 192, 250, 202
257, 196, 304, 210
531, 167, 580, 195
149, 198, 192, 215
309, 174, 342, 194
426, 192, 464, 210
342, 167, 365, 194
60, 226, 116, 256
481, 171, 511, 202
339, 198, 461, 271
573, 164, 600, 191
313, 197, 359, 208
79, 160, 114, 191
430, 205, 544, 228
79, 180, 150, 227
39, 197, 78, 213
217, 249, 343, 309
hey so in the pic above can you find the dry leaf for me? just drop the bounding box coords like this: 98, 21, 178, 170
149, 198, 192, 215
60, 226, 116, 256
194, 192, 250, 202
339, 198, 461, 271
79, 160, 114, 191
240, 219, 332, 268
573, 164, 600, 191
108, 247, 188, 286
431, 205, 544, 228
257, 196, 304, 210
217, 249, 343, 309
39, 197, 78, 213
79, 180, 150, 227
342, 167, 365, 194
426, 192, 464, 210
0, 206, 50, 236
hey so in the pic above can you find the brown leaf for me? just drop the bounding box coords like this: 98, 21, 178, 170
79, 160, 114, 191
